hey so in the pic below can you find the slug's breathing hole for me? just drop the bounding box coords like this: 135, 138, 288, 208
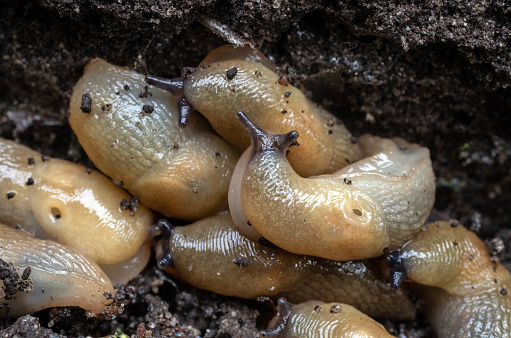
353, 209, 362, 216
51, 207, 62, 219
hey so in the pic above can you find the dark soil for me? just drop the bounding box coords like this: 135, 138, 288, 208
1, 0, 510, 337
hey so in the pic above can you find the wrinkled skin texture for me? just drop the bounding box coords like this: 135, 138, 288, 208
156, 212, 415, 320
261, 298, 392, 338
0, 223, 117, 318
149, 45, 363, 177
69, 59, 239, 221
2, 1, 511, 337
0, 137, 152, 269
232, 113, 435, 260
396, 222, 511, 337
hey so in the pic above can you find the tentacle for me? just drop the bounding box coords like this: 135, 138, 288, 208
236, 111, 299, 159
260, 298, 292, 337
145, 75, 193, 126
156, 219, 175, 269
385, 250, 406, 289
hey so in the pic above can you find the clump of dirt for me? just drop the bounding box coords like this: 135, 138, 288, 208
0, 259, 33, 305
1, 0, 510, 336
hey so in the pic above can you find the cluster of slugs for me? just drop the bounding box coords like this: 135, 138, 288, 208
0, 45, 509, 337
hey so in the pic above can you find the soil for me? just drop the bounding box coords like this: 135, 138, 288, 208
1, 0, 511, 337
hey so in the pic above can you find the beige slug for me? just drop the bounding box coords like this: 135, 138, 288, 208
261, 298, 393, 337
155, 212, 416, 320
69, 58, 239, 220
146, 45, 363, 177
387, 221, 511, 337
198, 44, 277, 72
229, 112, 435, 259
0, 223, 117, 318
0, 137, 152, 284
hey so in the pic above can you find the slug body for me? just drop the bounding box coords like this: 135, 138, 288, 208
69, 58, 239, 220
231, 113, 435, 260
261, 298, 392, 338
388, 222, 511, 337
146, 45, 363, 177
0, 137, 153, 284
155, 212, 415, 320
0, 223, 117, 318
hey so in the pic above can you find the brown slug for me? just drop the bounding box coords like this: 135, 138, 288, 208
387, 221, 511, 337
155, 212, 416, 320
0, 137, 153, 284
229, 112, 435, 260
260, 298, 393, 337
145, 45, 363, 177
69, 58, 239, 221
0, 223, 118, 318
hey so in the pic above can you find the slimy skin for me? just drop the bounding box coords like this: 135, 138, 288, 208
155, 212, 416, 320
387, 222, 511, 337
146, 45, 363, 177
231, 112, 435, 260
261, 298, 393, 338
198, 44, 276, 72
0, 223, 117, 318
69, 58, 239, 220
0, 137, 152, 284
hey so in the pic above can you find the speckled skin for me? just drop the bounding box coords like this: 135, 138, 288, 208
0, 223, 116, 318
69, 58, 239, 220
261, 299, 393, 338
156, 213, 416, 320
181, 46, 363, 177
236, 113, 435, 261
398, 222, 511, 337
0, 138, 152, 267
198, 45, 277, 72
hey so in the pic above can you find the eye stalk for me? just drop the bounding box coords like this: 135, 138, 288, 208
145, 75, 193, 127
236, 111, 299, 160
385, 250, 406, 289
156, 219, 175, 269
260, 298, 292, 337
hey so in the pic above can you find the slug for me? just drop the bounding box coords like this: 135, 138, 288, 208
0, 137, 153, 284
260, 298, 393, 337
229, 112, 435, 260
0, 223, 117, 318
145, 45, 363, 177
387, 221, 511, 337
69, 58, 239, 220
155, 212, 416, 320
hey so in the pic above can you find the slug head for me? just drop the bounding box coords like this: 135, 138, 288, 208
236, 111, 299, 161
144, 75, 193, 126
155, 219, 175, 269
